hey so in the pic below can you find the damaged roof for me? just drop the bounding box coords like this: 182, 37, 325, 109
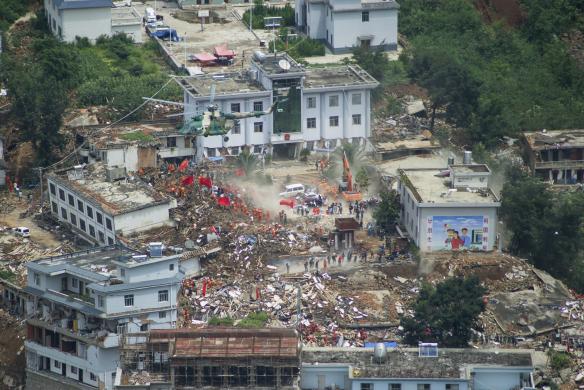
335, 218, 361, 231
523, 129, 584, 150
48, 164, 174, 216
149, 328, 299, 358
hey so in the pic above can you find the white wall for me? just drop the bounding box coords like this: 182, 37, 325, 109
307, 4, 326, 40
104, 284, 178, 316
113, 203, 173, 235
473, 370, 525, 390
332, 9, 398, 50
61, 7, 112, 42
104, 147, 139, 172
122, 259, 179, 283
111, 22, 143, 43
301, 366, 349, 389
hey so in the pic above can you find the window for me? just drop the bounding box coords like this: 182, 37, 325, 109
106, 218, 112, 231
51, 201, 58, 213
96, 212, 103, 225
167, 137, 177, 147
352, 114, 362, 125
232, 121, 241, 134
77, 200, 84, 212
254, 122, 263, 133
86, 206, 93, 219
124, 294, 134, 307
89, 225, 95, 237
61, 207, 67, 220
362, 11, 369, 21
253, 101, 263, 111
72, 278, 78, 288
361, 384, 373, 390
59, 188, 65, 201
254, 145, 263, 154
159, 290, 169, 302
417, 385, 431, 390
169, 263, 175, 271
120, 268, 126, 277
70, 214, 77, 226
54, 360, 61, 369
68, 194, 74, 206
159, 311, 167, 319
108, 237, 114, 245
90, 373, 97, 381
140, 323, 148, 331
329, 116, 339, 127
306, 96, 316, 109
352, 93, 362, 105
79, 219, 86, 232
445, 385, 459, 390
329, 95, 339, 107
207, 148, 216, 157
34, 273, 40, 286
419, 343, 438, 357
98, 231, 105, 243
361, 39, 371, 48
98, 295, 104, 308
230, 103, 240, 112
389, 385, 401, 390
49, 183, 56, 195
71, 366, 78, 374
307, 118, 317, 129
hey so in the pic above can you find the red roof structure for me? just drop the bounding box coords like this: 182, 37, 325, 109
193, 52, 217, 63
214, 46, 235, 58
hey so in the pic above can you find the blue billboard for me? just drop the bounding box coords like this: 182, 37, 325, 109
425, 216, 490, 251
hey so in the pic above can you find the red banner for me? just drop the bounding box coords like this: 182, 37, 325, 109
181, 176, 194, 186
198, 176, 212, 188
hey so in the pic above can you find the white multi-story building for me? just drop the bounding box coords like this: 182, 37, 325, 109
295, 0, 399, 53
397, 163, 501, 253
176, 53, 379, 161
47, 164, 176, 245
22, 244, 196, 390
43, 0, 142, 43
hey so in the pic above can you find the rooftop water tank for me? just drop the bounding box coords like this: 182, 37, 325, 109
374, 343, 387, 363
463, 150, 473, 165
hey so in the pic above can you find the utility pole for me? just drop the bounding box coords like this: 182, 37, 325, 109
183, 32, 187, 67
249, 3, 253, 32
36, 167, 44, 212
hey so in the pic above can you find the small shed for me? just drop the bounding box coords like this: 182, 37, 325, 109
333, 217, 360, 250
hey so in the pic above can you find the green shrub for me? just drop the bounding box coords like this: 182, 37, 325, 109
237, 311, 269, 328
242, 2, 295, 29
548, 350, 572, 372
119, 131, 155, 142
208, 316, 235, 326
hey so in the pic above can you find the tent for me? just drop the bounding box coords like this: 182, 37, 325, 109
213, 46, 235, 58
191, 52, 217, 64
150, 28, 179, 42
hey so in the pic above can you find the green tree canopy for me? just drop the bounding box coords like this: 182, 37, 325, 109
401, 277, 486, 347
373, 190, 400, 233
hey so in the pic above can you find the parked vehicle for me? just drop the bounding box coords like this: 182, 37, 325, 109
14, 227, 30, 237
279, 184, 305, 198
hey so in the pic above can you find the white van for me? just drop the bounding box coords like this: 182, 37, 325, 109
15, 227, 30, 237
279, 184, 305, 198
144, 7, 156, 24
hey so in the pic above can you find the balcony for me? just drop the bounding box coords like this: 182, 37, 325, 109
158, 147, 196, 159
534, 159, 584, 169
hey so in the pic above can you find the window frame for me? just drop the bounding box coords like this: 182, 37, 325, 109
254, 122, 264, 133
306, 117, 317, 129
352, 114, 362, 125
329, 116, 339, 127
77, 199, 84, 212
362, 11, 369, 22
352, 93, 362, 105
68, 194, 75, 206
158, 290, 169, 302
329, 95, 339, 107
306, 96, 316, 109
253, 101, 263, 111
230, 103, 241, 112
124, 294, 134, 307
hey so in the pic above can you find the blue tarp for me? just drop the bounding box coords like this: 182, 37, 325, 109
364, 341, 398, 348
151, 29, 179, 42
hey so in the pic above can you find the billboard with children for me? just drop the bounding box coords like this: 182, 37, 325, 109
425, 216, 489, 251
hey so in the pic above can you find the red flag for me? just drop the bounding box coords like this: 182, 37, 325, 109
217, 196, 230, 207
198, 176, 212, 189
168, 163, 176, 173
181, 176, 194, 186
279, 199, 295, 208
178, 159, 189, 172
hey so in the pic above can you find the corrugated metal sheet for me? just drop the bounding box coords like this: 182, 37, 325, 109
149, 328, 298, 358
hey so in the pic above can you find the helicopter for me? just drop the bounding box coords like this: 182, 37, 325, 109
179, 85, 286, 142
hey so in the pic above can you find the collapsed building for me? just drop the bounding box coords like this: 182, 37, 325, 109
521, 129, 584, 185
397, 159, 500, 252
47, 164, 176, 245
19, 244, 201, 390
115, 328, 300, 389
77, 123, 197, 173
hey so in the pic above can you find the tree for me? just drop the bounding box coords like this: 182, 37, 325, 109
335, 141, 365, 167
400, 277, 486, 347
500, 165, 552, 258
236, 148, 258, 177
372, 190, 400, 233
355, 167, 369, 192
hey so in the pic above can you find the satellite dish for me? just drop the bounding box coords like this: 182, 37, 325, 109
184, 240, 195, 249
278, 59, 291, 71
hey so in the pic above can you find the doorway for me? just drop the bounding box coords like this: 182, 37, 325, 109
272, 143, 298, 160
